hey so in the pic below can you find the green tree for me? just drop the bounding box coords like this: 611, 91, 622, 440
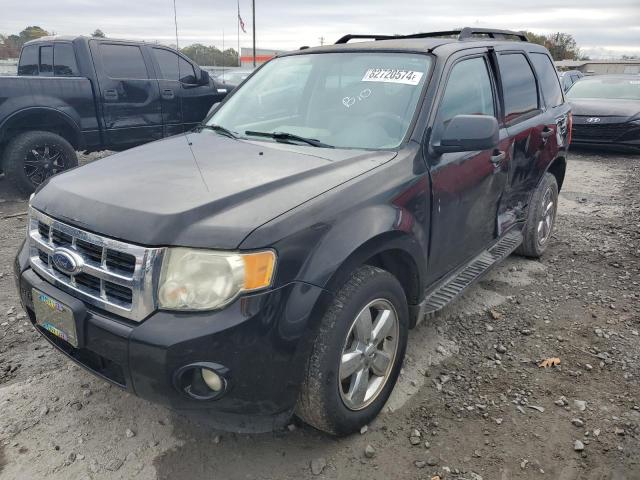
92, 29, 106, 38
524, 31, 546, 47
544, 32, 580, 61
19, 26, 49, 43
180, 44, 238, 66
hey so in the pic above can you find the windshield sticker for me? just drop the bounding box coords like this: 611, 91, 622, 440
342, 88, 372, 108
362, 68, 424, 85
630, 80, 640, 85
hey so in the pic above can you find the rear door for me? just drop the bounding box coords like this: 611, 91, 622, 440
494, 50, 549, 232
426, 50, 509, 279
91, 41, 163, 149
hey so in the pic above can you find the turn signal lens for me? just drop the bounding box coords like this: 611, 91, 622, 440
242, 251, 276, 291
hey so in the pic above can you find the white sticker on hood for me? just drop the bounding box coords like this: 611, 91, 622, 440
362, 68, 424, 85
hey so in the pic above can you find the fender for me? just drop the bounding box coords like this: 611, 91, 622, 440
0, 106, 83, 147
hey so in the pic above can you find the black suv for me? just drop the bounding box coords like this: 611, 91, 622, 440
14, 28, 571, 435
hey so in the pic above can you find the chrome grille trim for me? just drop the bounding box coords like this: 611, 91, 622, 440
28, 207, 164, 322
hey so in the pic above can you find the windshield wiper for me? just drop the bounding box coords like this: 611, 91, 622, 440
245, 130, 334, 148
200, 124, 238, 139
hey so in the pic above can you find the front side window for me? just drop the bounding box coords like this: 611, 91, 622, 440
54, 43, 78, 76
436, 56, 495, 132
530, 53, 563, 108
100, 44, 148, 79
209, 52, 432, 150
153, 48, 197, 83
18, 45, 39, 75
498, 53, 539, 123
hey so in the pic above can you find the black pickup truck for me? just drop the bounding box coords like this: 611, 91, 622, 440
15, 28, 571, 435
0, 36, 228, 194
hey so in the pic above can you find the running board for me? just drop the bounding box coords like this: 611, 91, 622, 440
417, 229, 523, 320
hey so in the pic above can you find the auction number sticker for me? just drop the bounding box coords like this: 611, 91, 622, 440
362, 68, 424, 85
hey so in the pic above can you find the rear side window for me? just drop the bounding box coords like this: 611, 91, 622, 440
54, 43, 78, 76
437, 56, 495, 128
100, 44, 149, 79
497, 53, 539, 122
39, 46, 53, 75
18, 45, 39, 75
530, 53, 563, 108
153, 48, 197, 83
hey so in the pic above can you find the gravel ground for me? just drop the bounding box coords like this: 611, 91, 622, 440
0, 148, 638, 480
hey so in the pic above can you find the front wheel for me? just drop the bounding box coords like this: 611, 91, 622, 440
296, 265, 408, 435
2, 131, 78, 195
516, 172, 559, 258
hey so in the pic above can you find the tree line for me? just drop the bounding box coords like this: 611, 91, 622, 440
3, 25, 635, 63
0, 26, 239, 66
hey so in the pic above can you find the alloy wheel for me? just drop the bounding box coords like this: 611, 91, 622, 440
23, 144, 70, 187
338, 298, 399, 411
537, 187, 556, 246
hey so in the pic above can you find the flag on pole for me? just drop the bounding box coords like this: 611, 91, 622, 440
238, 5, 247, 33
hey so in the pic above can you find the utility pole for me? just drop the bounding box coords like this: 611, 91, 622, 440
319, 36, 325, 46
252, 0, 256, 67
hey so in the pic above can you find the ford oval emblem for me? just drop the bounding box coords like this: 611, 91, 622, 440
51, 248, 83, 275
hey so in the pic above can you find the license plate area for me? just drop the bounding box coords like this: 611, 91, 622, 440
33, 289, 78, 347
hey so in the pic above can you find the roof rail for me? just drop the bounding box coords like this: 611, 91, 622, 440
335, 28, 528, 44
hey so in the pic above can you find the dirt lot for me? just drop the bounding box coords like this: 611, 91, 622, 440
0, 148, 638, 480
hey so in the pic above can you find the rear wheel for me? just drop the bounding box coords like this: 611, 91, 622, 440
516, 172, 559, 258
2, 131, 78, 195
296, 265, 408, 435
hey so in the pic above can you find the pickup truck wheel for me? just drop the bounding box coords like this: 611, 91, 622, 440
3, 131, 78, 195
296, 265, 408, 435
516, 172, 559, 258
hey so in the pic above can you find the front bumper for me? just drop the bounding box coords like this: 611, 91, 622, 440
571, 121, 640, 148
17, 261, 331, 432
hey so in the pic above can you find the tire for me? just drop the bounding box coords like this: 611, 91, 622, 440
516, 172, 559, 258
2, 131, 78, 196
296, 265, 409, 436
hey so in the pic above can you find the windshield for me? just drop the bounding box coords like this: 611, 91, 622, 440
208, 52, 432, 149
567, 77, 640, 100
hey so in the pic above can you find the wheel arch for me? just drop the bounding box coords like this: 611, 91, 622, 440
0, 107, 83, 149
546, 155, 567, 192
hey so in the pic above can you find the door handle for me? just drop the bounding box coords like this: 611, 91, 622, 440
162, 89, 175, 99
490, 150, 506, 165
541, 127, 554, 139
103, 89, 118, 100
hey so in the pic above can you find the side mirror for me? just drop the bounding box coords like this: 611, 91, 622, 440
199, 69, 210, 86
433, 114, 499, 154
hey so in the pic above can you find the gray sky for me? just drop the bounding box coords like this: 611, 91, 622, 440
3, 0, 639, 58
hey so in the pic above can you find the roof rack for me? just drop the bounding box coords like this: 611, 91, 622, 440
335, 28, 528, 44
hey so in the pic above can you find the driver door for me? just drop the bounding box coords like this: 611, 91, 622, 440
425, 51, 510, 281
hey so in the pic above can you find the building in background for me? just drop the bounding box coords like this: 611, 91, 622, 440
240, 47, 286, 67
555, 59, 640, 75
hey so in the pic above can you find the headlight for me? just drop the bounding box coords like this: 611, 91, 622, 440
158, 248, 276, 311
630, 119, 640, 126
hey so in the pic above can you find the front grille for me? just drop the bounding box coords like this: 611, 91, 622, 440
28, 208, 163, 322
572, 122, 630, 142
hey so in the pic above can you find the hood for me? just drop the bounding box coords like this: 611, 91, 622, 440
569, 98, 640, 120
33, 131, 396, 248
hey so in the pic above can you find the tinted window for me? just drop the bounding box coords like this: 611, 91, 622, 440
18, 45, 39, 75
54, 43, 78, 76
530, 53, 563, 108
498, 53, 539, 122
153, 48, 197, 83
39, 46, 53, 74
100, 44, 148, 79
437, 57, 495, 128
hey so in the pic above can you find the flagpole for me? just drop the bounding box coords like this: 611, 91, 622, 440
252, 0, 256, 68
237, 0, 241, 67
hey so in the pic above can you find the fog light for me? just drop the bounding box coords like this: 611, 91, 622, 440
174, 362, 229, 400
201, 368, 223, 392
